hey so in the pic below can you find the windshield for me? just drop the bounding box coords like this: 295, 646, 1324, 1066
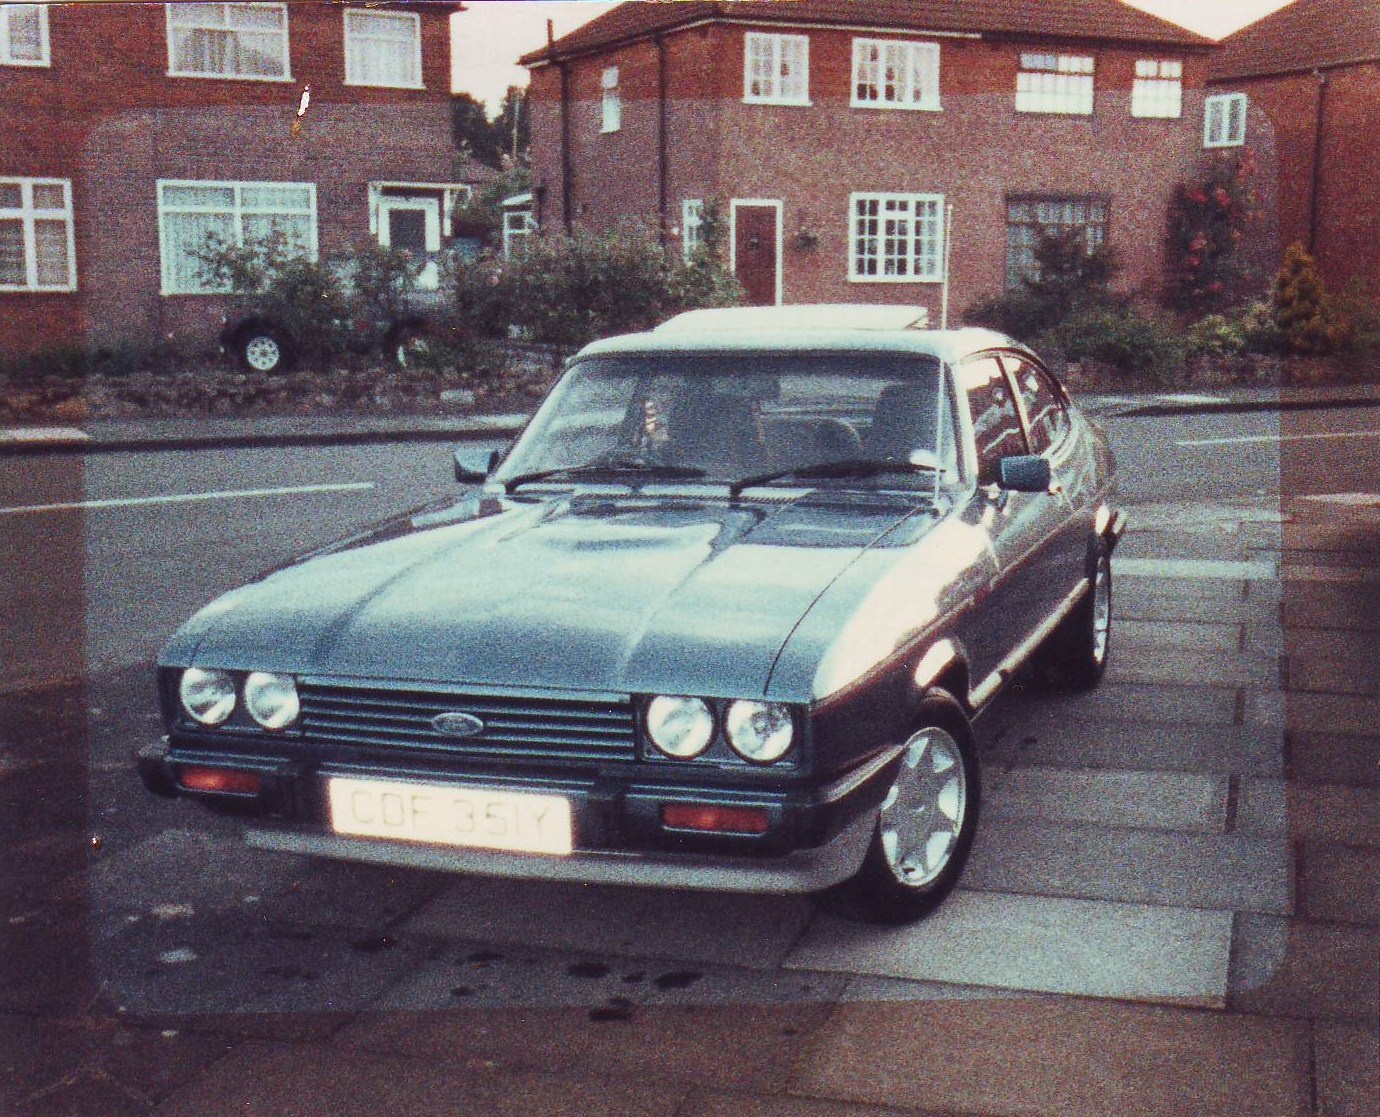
495, 353, 958, 489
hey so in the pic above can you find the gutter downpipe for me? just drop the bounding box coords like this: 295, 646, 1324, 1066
559, 57, 573, 236
657, 34, 669, 249
1308, 68, 1328, 256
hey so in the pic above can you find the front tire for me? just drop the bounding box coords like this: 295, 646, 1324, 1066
843, 690, 980, 925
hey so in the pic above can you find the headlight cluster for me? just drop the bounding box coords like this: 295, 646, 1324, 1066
644, 696, 795, 765
178, 668, 300, 731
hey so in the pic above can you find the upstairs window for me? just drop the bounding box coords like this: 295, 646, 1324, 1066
1016, 53, 1094, 115
1, 4, 49, 66
344, 9, 422, 89
166, 3, 290, 81
1132, 58, 1182, 118
1204, 93, 1247, 147
0, 179, 76, 292
850, 192, 944, 283
852, 38, 940, 110
601, 66, 621, 132
1006, 196, 1108, 289
682, 199, 704, 262
744, 32, 809, 105
157, 180, 316, 295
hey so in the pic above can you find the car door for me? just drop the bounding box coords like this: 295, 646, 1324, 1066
955, 353, 1067, 676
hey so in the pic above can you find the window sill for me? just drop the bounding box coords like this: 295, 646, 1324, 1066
0, 285, 77, 294
1203, 139, 1245, 149
1130, 111, 1183, 120
1, 58, 51, 68
1013, 108, 1094, 117
849, 101, 942, 112
742, 97, 813, 108
166, 70, 295, 83
848, 275, 942, 285
344, 79, 426, 91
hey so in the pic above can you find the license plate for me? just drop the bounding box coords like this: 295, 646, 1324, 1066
327, 777, 573, 856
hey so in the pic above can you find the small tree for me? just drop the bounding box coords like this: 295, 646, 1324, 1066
966, 227, 1119, 340
1273, 242, 1353, 355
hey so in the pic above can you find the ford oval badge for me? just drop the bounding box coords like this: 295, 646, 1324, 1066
431, 712, 485, 738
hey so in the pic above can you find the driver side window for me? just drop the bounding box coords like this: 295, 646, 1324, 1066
961, 355, 1027, 486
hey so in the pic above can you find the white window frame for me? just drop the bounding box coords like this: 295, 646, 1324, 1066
1005, 195, 1109, 289
1204, 92, 1248, 148
156, 179, 317, 296
743, 32, 810, 106
344, 8, 423, 90
851, 38, 940, 111
682, 199, 704, 262
1132, 58, 1182, 118
600, 66, 621, 132
1, 3, 50, 67
849, 192, 945, 284
165, 2, 292, 82
503, 210, 536, 260
1016, 53, 1094, 115
0, 178, 76, 292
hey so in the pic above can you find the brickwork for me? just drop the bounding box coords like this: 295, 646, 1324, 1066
1, 2, 458, 359
529, 20, 1212, 319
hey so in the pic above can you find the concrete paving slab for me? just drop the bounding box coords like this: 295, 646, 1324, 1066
338, 983, 839, 1092
1285, 629, 1379, 695
979, 713, 1284, 777
1277, 692, 1380, 738
1116, 577, 1259, 624
151, 1041, 688, 1117
1237, 781, 1380, 847
984, 767, 1230, 833
992, 681, 1242, 729
398, 876, 813, 970
964, 820, 1293, 914
1282, 583, 1380, 632
1299, 845, 1380, 926
1232, 915, 1380, 1021
791, 998, 1310, 1117
1107, 642, 1279, 688
784, 891, 1232, 1007
1116, 618, 1243, 651
1117, 557, 1280, 581
1290, 732, 1380, 788
1315, 1022, 1380, 1117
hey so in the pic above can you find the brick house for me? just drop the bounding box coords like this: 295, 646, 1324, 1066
520, 0, 1215, 319
1208, 0, 1380, 296
0, 1, 466, 360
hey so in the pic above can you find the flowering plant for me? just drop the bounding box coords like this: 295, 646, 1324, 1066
1165, 150, 1258, 315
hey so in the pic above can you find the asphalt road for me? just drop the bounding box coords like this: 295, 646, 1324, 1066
1, 401, 1377, 1116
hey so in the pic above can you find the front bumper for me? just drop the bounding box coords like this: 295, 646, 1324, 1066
137, 737, 896, 894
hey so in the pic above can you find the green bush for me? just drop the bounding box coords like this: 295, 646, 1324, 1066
1184, 313, 1248, 358
457, 223, 742, 349
1047, 304, 1186, 378
1272, 243, 1355, 356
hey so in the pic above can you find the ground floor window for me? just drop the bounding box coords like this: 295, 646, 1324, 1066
157, 180, 316, 295
849, 192, 944, 282
0, 177, 75, 292
682, 199, 704, 262
1005, 195, 1108, 288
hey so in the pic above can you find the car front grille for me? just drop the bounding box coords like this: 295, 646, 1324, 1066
297, 682, 638, 765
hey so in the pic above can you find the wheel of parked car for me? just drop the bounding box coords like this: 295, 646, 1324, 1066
845, 689, 981, 925
386, 321, 430, 369
1042, 543, 1112, 690
234, 324, 293, 374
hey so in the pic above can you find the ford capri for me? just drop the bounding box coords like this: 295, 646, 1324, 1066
139, 305, 1124, 923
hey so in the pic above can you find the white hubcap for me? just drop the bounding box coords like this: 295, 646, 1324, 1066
878, 727, 967, 888
244, 335, 281, 371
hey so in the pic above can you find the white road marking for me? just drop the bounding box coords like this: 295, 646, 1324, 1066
1118, 557, 1378, 584
0, 481, 375, 516
1177, 430, 1380, 447
0, 427, 91, 443
1300, 492, 1380, 508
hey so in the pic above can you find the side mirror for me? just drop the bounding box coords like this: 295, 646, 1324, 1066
454, 447, 500, 483
998, 454, 1052, 494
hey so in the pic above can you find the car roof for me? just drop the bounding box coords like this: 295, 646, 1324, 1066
575, 306, 1021, 364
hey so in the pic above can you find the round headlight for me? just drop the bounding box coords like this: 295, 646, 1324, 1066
180, 667, 236, 726
645, 696, 714, 759
243, 672, 300, 731
725, 701, 794, 764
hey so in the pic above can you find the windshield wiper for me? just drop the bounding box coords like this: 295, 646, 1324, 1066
728, 458, 936, 498
503, 459, 708, 494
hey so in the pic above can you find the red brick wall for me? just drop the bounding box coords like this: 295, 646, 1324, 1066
530, 23, 1209, 321
1, 2, 456, 360
1220, 63, 1380, 296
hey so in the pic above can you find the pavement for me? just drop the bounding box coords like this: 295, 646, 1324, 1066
1, 381, 1377, 1117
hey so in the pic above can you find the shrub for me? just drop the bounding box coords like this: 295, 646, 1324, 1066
1165, 151, 1260, 316
1184, 313, 1248, 358
1049, 304, 1186, 379
1272, 242, 1354, 356
967, 228, 1120, 340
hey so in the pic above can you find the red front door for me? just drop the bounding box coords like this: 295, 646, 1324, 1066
733, 204, 779, 306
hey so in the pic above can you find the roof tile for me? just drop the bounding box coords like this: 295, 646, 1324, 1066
1211, 0, 1380, 80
